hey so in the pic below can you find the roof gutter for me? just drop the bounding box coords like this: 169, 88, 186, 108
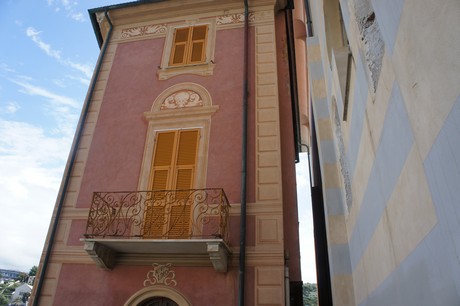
31, 9, 114, 306
88, 0, 165, 47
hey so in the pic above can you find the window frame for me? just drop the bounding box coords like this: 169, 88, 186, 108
158, 20, 216, 80
169, 25, 208, 67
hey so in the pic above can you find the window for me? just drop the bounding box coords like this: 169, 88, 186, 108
138, 83, 218, 238
158, 21, 216, 80
169, 26, 208, 66
144, 129, 200, 238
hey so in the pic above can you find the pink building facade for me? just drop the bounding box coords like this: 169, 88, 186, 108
31, 0, 309, 305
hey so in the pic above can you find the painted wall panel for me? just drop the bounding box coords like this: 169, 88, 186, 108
371, 0, 404, 54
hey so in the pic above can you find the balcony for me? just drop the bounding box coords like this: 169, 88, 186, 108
82, 188, 231, 272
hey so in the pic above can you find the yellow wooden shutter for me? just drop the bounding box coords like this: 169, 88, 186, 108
170, 130, 199, 237
144, 131, 176, 238
170, 27, 190, 66
168, 204, 192, 238
189, 25, 208, 64
174, 130, 199, 189
143, 206, 166, 239
169, 26, 207, 66
144, 129, 199, 239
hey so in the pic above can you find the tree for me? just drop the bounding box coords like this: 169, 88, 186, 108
15, 272, 28, 283
29, 266, 38, 277
0, 282, 20, 306
303, 283, 318, 306
22, 292, 31, 303
0, 294, 8, 306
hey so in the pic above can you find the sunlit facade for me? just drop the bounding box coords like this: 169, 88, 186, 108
30, 0, 310, 305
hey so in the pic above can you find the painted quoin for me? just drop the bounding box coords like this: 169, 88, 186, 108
30, 0, 309, 305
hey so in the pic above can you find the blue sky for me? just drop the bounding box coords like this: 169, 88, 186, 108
0, 0, 316, 283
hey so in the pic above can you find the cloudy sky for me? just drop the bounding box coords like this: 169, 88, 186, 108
0, 0, 316, 283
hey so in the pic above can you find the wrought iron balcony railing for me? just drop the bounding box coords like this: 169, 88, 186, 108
84, 188, 230, 242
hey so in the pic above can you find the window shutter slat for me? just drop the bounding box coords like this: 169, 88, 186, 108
153, 132, 175, 166
168, 204, 191, 238
143, 206, 165, 238
176, 130, 199, 165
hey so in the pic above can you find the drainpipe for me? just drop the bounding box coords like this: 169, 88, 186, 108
285, 6, 301, 162
238, 0, 249, 305
284, 256, 291, 306
304, 0, 313, 36
32, 9, 113, 306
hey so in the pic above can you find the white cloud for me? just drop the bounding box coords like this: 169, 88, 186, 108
26, 27, 62, 60
11, 79, 79, 108
46, 0, 86, 22
296, 153, 317, 283
1, 63, 16, 73
25, 27, 93, 78
66, 61, 93, 79
53, 79, 66, 88
9, 79, 81, 136
1, 101, 21, 114
71, 12, 85, 22
66, 74, 90, 86
0, 120, 70, 271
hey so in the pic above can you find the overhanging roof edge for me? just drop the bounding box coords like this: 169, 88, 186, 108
87, 0, 166, 48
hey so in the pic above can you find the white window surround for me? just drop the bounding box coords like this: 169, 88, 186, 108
138, 83, 218, 192
157, 19, 217, 80
124, 285, 191, 306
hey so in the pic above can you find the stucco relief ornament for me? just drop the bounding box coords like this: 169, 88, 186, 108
121, 24, 166, 38
216, 13, 255, 25
144, 263, 177, 287
160, 90, 203, 110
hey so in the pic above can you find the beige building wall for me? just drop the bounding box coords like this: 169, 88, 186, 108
307, 0, 460, 304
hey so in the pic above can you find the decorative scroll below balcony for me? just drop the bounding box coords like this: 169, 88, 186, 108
83, 188, 231, 272
84, 188, 230, 241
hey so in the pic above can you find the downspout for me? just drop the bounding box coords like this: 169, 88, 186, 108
284, 259, 291, 306
285, 7, 301, 163
304, 0, 313, 36
238, 0, 249, 305
32, 9, 113, 306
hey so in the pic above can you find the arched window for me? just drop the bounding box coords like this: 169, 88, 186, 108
124, 286, 192, 306
138, 296, 179, 306
134, 83, 218, 239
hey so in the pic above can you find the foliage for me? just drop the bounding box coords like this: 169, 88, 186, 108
22, 292, 31, 303
303, 283, 318, 306
15, 273, 28, 283
29, 266, 38, 277
0, 294, 8, 306
0, 282, 19, 305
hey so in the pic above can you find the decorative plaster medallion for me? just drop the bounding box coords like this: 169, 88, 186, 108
144, 263, 177, 287
216, 13, 255, 25
160, 90, 204, 110
121, 24, 167, 38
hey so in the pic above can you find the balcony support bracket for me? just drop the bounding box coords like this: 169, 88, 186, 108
84, 241, 116, 270
207, 241, 230, 272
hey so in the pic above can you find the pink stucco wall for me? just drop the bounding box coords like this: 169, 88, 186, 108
275, 13, 302, 281
53, 264, 240, 306
76, 27, 255, 209
65, 26, 258, 303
